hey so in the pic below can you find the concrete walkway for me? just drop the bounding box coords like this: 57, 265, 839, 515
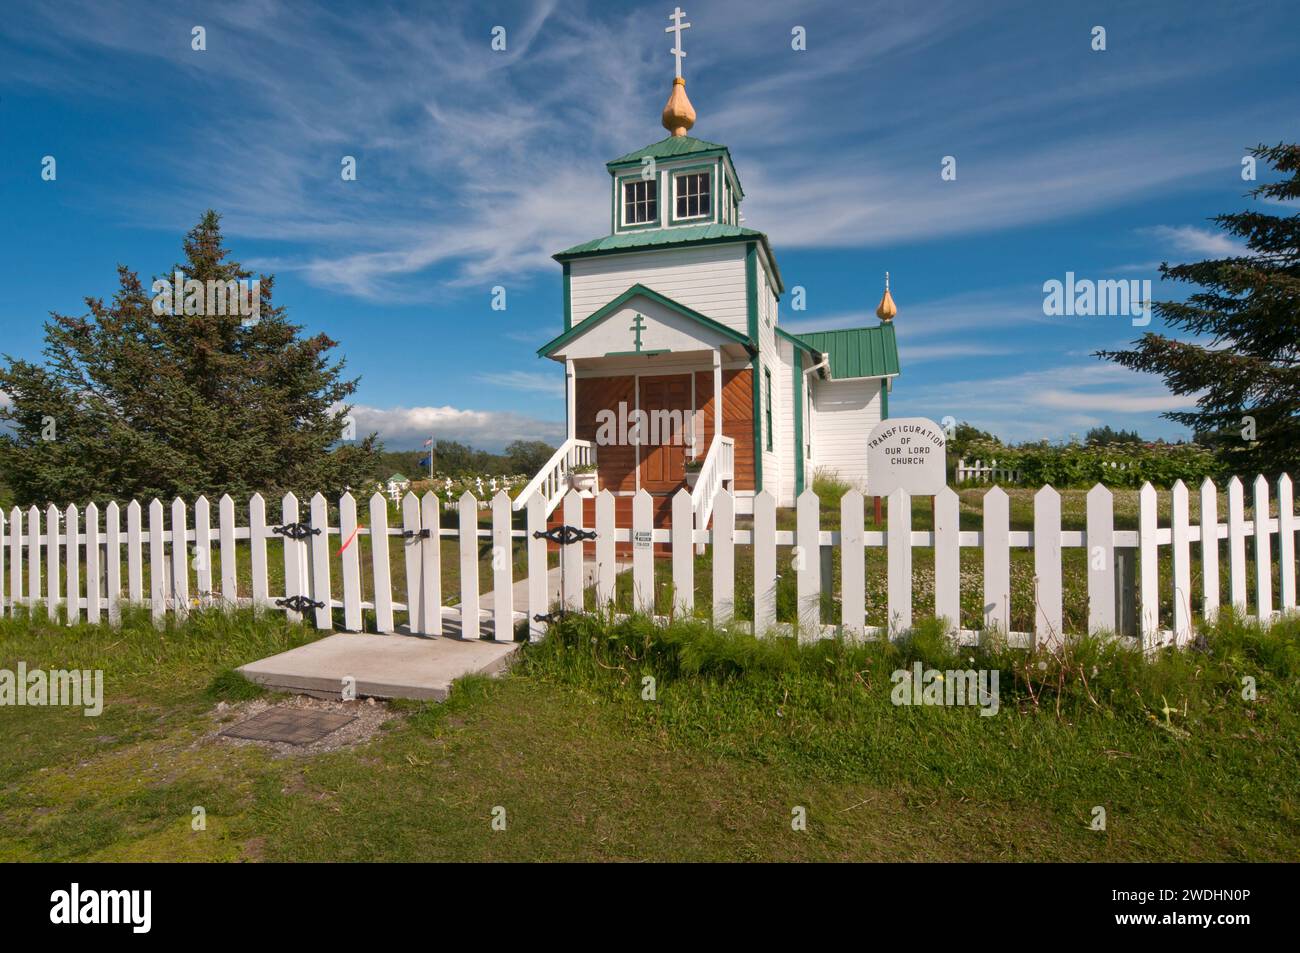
238, 558, 631, 701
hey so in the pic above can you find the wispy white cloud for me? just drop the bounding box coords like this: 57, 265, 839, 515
1140, 225, 1249, 259
898, 362, 1199, 442
472, 370, 560, 393
350, 403, 564, 451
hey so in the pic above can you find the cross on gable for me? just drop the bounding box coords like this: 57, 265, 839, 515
665, 6, 691, 79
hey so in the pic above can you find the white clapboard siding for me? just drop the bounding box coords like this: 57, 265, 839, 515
338, 492, 363, 632
420, 492, 442, 636
171, 498, 190, 619
1033, 486, 1062, 650
887, 488, 912, 635
194, 495, 213, 606
795, 488, 820, 638
632, 490, 654, 614
148, 499, 166, 623
933, 486, 960, 632
401, 492, 424, 633
1086, 484, 1115, 634
65, 504, 80, 625
672, 489, 694, 618
1200, 478, 1220, 624
458, 491, 480, 639
595, 490, 616, 610
1253, 475, 1272, 621
982, 487, 1009, 636
1170, 481, 1192, 646
1279, 474, 1295, 611
370, 492, 394, 633
526, 495, 547, 641
1139, 483, 1160, 649
492, 491, 513, 641
1227, 477, 1247, 612
86, 503, 101, 625
754, 489, 778, 636
0, 510, 5, 615
309, 493, 333, 631
712, 487, 734, 625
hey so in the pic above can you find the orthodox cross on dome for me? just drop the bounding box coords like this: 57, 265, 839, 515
666, 7, 691, 79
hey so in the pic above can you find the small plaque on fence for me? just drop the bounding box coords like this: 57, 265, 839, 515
633, 530, 652, 551
866, 416, 947, 496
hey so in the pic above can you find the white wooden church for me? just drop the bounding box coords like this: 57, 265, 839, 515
515, 9, 901, 529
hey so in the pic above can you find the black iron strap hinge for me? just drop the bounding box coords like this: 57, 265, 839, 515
533, 609, 569, 624
533, 525, 597, 546
276, 594, 325, 612
273, 522, 320, 541
403, 529, 432, 540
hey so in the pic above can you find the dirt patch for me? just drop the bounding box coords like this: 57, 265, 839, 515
204, 694, 400, 756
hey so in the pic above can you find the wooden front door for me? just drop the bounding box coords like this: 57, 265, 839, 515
638, 374, 692, 492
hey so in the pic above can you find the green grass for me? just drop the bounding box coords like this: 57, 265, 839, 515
1, 604, 1297, 861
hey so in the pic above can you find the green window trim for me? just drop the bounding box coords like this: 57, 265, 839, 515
613, 172, 661, 233
793, 349, 804, 495
562, 261, 571, 331
764, 366, 773, 452
667, 161, 720, 227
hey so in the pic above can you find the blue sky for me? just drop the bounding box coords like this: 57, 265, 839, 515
2, 0, 1297, 449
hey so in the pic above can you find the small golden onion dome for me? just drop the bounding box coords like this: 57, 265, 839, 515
662, 77, 696, 137
876, 272, 897, 322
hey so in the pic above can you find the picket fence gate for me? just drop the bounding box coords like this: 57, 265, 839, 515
0, 475, 1295, 653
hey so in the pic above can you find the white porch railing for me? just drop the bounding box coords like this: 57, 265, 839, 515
512, 438, 595, 516
690, 435, 734, 543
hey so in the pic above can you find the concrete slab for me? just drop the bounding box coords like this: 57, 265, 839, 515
238, 633, 519, 702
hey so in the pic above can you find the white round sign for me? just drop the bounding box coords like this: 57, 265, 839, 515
866, 417, 948, 496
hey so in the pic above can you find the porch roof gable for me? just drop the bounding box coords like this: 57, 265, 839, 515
537, 283, 754, 359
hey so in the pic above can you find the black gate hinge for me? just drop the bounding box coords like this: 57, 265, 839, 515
273, 522, 320, 540
533, 609, 569, 624
277, 594, 325, 613
533, 525, 597, 546
402, 528, 432, 540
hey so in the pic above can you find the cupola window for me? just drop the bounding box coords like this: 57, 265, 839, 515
675, 171, 711, 219
623, 179, 658, 225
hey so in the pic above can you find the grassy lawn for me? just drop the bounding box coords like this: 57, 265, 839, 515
1, 604, 1296, 861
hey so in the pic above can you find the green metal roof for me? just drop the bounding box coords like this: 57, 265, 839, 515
607, 135, 730, 167
538, 283, 753, 359
792, 324, 900, 380
555, 223, 764, 258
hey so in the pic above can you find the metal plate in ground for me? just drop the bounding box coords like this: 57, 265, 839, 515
220, 707, 357, 745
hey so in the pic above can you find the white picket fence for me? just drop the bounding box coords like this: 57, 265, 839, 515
1, 474, 1295, 653
955, 458, 1022, 483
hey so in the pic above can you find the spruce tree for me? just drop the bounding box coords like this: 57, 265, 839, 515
1097, 143, 1299, 476
0, 210, 379, 505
